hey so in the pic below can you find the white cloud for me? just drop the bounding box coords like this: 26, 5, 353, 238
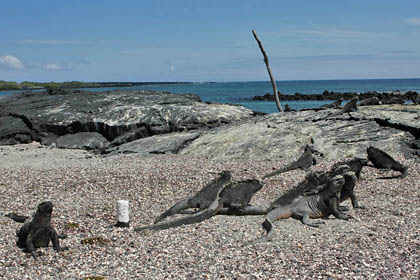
42, 63, 68, 70
0, 55, 24, 70
291, 28, 378, 38
403, 18, 420, 26
18, 39, 85, 45
169, 65, 175, 72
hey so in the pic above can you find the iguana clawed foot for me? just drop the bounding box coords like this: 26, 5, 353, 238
30, 250, 43, 258
302, 214, 326, 227
54, 246, 69, 252
337, 205, 350, 212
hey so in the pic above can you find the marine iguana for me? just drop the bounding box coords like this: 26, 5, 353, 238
358, 97, 380, 106
247, 166, 354, 245
333, 157, 369, 179
262, 145, 316, 179
135, 171, 232, 232
340, 97, 358, 113
220, 178, 264, 208
330, 164, 364, 211
320, 98, 343, 109
135, 171, 265, 232
367, 146, 408, 178
16, 201, 68, 258
328, 97, 358, 117
284, 104, 294, 112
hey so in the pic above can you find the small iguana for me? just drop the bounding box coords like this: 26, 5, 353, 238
329, 97, 358, 117
335, 165, 364, 211
340, 97, 358, 113
320, 98, 343, 109
367, 146, 408, 178
262, 145, 316, 179
16, 201, 68, 258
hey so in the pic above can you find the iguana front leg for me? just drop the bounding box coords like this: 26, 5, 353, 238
337, 205, 350, 212
26, 231, 41, 258
50, 227, 69, 252
330, 199, 353, 220
349, 193, 365, 209
301, 212, 325, 227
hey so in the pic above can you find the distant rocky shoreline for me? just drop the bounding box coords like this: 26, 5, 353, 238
0, 81, 193, 91
251, 90, 420, 104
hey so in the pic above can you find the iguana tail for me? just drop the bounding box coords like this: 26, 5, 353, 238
135, 198, 223, 232
244, 219, 274, 246
4, 213, 29, 223
262, 166, 291, 180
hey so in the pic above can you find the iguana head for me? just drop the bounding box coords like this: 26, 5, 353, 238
367, 146, 378, 157
324, 175, 345, 200
37, 201, 53, 217
331, 164, 351, 176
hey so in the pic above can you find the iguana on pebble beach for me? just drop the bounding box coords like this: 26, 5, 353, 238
135, 171, 265, 232
16, 201, 68, 258
367, 146, 408, 178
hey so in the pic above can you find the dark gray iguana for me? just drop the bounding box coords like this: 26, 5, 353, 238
135, 171, 265, 232
367, 146, 408, 178
319, 98, 344, 109
16, 201, 69, 258
337, 169, 363, 210
340, 97, 358, 113
328, 97, 358, 117
247, 165, 355, 245
262, 145, 316, 180
333, 157, 369, 179
135, 171, 233, 232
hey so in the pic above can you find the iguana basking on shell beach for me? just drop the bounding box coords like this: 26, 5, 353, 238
16, 201, 68, 258
367, 146, 408, 178
135, 171, 232, 232
135, 171, 265, 232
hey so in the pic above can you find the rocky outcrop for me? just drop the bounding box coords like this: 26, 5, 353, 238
105, 132, 200, 156
180, 105, 420, 161
0, 89, 254, 151
1, 89, 419, 161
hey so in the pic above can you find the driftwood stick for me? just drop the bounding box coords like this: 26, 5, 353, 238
252, 30, 283, 112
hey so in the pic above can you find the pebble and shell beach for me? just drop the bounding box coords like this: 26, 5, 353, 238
0, 143, 419, 279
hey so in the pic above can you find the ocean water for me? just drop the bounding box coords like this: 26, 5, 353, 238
100, 79, 420, 113
1, 79, 419, 114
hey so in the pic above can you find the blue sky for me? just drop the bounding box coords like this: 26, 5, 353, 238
1, 0, 420, 82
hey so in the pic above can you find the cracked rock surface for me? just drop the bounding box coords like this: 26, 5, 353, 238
181, 105, 420, 161
1, 89, 419, 161
0, 89, 254, 151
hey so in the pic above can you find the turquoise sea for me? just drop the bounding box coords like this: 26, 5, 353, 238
2, 79, 420, 114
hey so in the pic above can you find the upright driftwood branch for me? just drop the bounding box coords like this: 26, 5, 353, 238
252, 30, 283, 112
